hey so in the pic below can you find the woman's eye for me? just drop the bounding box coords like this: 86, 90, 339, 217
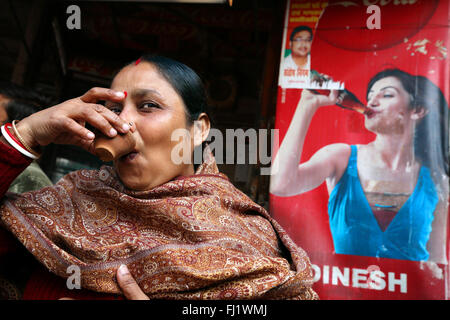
107, 106, 122, 114
140, 102, 161, 111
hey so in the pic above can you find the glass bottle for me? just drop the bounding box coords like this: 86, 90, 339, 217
309, 70, 367, 114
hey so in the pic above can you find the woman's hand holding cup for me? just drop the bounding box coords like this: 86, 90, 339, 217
14, 87, 131, 153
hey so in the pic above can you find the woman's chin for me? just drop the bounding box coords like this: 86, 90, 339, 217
365, 118, 406, 135
364, 118, 385, 133
120, 178, 151, 191
114, 168, 149, 191
117, 171, 165, 191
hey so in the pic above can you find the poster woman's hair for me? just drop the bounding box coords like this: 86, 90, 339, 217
367, 69, 449, 183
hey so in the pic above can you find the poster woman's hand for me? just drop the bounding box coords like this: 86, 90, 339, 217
299, 89, 340, 112
270, 88, 347, 197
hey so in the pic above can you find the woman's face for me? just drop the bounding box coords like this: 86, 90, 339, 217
107, 62, 196, 191
365, 76, 416, 135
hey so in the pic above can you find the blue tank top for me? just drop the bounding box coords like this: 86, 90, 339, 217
328, 145, 438, 261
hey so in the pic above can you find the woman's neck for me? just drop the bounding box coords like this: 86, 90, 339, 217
370, 132, 416, 171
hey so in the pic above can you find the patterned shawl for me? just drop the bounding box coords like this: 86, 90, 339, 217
0, 150, 317, 300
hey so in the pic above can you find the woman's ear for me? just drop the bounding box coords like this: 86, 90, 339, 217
191, 113, 210, 147
411, 107, 428, 121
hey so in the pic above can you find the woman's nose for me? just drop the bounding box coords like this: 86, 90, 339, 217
367, 96, 379, 107
127, 121, 136, 132
119, 118, 136, 133
118, 109, 137, 132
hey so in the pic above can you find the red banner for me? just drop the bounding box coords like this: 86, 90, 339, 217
271, 0, 449, 299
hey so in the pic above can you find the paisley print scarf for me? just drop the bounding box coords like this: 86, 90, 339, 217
0, 150, 317, 299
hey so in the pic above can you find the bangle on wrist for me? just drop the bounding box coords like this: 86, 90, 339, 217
11, 120, 41, 157
1, 122, 40, 160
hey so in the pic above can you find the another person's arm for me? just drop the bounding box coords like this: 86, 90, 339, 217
0, 136, 33, 198
270, 89, 348, 197
8, 161, 53, 193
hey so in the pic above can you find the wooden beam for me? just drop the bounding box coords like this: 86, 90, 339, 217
11, 0, 47, 85
259, 0, 285, 121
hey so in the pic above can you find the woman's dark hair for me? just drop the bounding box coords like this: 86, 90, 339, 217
290, 25, 313, 41
367, 69, 449, 179
137, 55, 208, 124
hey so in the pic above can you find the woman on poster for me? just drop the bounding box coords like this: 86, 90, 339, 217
271, 69, 449, 263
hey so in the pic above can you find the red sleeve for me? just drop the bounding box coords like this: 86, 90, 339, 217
0, 140, 33, 255
0, 139, 33, 198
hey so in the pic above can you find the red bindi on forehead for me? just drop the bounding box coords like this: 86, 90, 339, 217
135, 58, 142, 65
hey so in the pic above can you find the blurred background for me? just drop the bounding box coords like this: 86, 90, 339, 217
0, 0, 286, 208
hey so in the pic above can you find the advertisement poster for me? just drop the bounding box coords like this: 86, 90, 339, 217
270, 0, 449, 299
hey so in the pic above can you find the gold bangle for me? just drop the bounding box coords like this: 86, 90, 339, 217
11, 120, 41, 158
